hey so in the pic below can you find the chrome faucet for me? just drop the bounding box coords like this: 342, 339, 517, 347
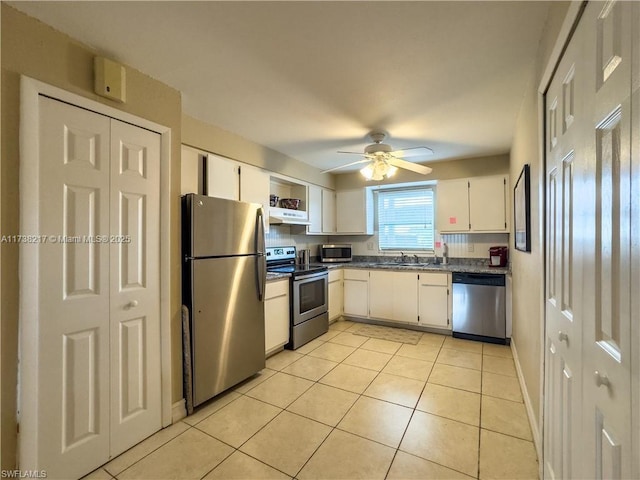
399, 251, 408, 263
413, 254, 419, 264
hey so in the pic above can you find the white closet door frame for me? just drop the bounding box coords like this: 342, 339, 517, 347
18, 76, 173, 463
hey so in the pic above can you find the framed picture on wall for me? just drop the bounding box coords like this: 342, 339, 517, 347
514, 164, 531, 252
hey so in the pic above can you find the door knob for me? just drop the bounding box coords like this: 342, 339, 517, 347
558, 331, 568, 343
126, 300, 139, 309
594, 371, 610, 388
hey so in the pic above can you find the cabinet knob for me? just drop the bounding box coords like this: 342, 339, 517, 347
558, 331, 568, 343
594, 371, 610, 388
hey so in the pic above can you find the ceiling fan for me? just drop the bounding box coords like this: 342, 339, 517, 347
322, 131, 434, 180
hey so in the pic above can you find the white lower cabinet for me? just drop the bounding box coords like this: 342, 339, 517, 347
265, 279, 290, 355
418, 273, 450, 329
369, 271, 394, 320
328, 269, 343, 321
369, 271, 418, 323
343, 269, 369, 317
342, 268, 450, 329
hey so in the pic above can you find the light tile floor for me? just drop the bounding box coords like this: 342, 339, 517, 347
85, 320, 538, 480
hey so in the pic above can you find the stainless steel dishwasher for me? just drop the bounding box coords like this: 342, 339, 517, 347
452, 272, 507, 344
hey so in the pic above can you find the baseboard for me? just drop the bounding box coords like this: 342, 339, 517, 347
510, 339, 542, 462
172, 399, 187, 423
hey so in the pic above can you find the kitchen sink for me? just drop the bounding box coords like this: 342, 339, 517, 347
371, 262, 441, 268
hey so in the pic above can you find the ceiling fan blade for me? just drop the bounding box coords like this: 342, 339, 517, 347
387, 157, 433, 175
338, 151, 376, 159
389, 146, 434, 160
321, 159, 370, 174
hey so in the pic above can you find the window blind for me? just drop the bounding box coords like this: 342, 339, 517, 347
377, 187, 435, 251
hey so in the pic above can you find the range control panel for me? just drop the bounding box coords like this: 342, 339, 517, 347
265, 246, 296, 263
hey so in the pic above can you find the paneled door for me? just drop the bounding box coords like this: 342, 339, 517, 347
544, 1, 636, 478
37, 96, 161, 478
543, 13, 586, 479
580, 2, 633, 478
109, 120, 161, 456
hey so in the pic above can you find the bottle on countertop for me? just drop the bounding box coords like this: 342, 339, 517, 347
442, 242, 449, 265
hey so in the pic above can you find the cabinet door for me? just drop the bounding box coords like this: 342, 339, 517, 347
265, 281, 290, 354
240, 164, 271, 233
393, 272, 419, 323
322, 189, 336, 233
307, 185, 323, 234
206, 153, 239, 200
437, 179, 470, 232
369, 271, 395, 320
181, 145, 204, 195
328, 279, 343, 321
469, 175, 508, 232
343, 270, 369, 317
336, 189, 373, 234
418, 274, 450, 329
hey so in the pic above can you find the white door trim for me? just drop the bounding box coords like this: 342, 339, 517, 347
18, 76, 173, 466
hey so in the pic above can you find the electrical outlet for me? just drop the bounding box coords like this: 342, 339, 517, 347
468, 243, 474, 252
367, 242, 374, 251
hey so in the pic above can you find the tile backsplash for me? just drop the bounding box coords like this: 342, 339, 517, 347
266, 226, 510, 261
265, 225, 327, 255
327, 232, 509, 260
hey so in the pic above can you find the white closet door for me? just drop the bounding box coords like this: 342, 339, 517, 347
38, 97, 111, 477
35, 97, 162, 478
581, 2, 633, 478
543, 15, 586, 479
109, 120, 161, 456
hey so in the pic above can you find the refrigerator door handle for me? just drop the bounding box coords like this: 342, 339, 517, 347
255, 207, 266, 301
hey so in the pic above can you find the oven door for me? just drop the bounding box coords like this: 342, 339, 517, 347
292, 272, 328, 325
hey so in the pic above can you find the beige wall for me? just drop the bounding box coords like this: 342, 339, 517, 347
509, 0, 571, 442
1, 5, 182, 470
183, 114, 335, 189
335, 153, 510, 190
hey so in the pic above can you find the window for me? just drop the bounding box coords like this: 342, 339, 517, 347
377, 186, 435, 251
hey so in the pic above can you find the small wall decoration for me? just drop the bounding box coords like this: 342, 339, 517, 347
514, 164, 531, 252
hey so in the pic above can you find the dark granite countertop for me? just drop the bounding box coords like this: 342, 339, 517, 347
310, 261, 510, 275
266, 272, 291, 281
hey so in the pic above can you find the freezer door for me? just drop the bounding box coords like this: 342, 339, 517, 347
186, 193, 264, 258
191, 255, 266, 406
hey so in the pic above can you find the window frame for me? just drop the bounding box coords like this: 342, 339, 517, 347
375, 184, 436, 253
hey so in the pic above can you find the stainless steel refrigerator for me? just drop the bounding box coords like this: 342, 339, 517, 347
182, 194, 266, 408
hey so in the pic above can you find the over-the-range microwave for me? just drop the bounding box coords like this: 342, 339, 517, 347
319, 244, 352, 263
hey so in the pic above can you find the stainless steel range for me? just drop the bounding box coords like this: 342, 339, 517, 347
266, 246, 328, 349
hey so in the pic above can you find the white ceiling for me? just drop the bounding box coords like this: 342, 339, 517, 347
9, 1, 552, 173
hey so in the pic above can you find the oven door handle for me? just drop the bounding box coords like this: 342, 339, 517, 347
295, 272, 328, 281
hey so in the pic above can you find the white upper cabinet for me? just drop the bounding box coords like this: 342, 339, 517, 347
322, 188, 336, 233
436, 179, 470, 232
206, 153, 240, 200
181, 145, 204, 195
468, 175, 509, 231
308, 185, 336, 235
336, 188, 373, 235
239, 163, 271, 216
437, 175, 509, 233
205, 153, 270, 232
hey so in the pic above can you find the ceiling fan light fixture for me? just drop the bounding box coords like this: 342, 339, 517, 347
360, 164, 375, 180
386, 165, 398, 177
360, 159, 396, 181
